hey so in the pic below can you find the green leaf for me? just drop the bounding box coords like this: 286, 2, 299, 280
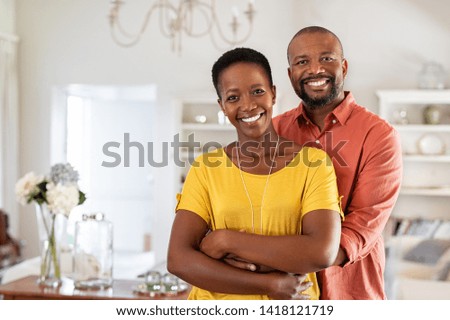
78, 191, 86, 205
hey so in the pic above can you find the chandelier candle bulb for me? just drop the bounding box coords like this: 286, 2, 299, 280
232, 6, 239, 18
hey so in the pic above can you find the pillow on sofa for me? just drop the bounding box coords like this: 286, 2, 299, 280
404, 239, 450, 265
433, 261, 450, 281
434, 221, 450, 240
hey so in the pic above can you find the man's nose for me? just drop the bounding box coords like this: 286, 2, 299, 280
307, 60, 325, 74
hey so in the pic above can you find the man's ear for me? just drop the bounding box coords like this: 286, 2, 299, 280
342, 58, 348, 78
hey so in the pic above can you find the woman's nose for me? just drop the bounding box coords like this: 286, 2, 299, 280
240, 95, 257, 111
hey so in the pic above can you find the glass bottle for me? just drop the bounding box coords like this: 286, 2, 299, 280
73, 212, 113, 289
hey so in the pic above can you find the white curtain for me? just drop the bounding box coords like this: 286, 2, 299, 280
0, 32, 19, 235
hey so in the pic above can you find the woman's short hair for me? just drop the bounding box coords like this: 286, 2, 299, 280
211, 47, 273, 99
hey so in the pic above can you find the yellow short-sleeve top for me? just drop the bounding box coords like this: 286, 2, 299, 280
176, 146, 342, 300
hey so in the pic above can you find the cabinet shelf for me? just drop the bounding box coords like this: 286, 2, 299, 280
377, 89, 450, 104
394, 124, 450, 132
403, 154, 450, 162
176, 97, 237, 193
400, 186, 450, 196
377, 90, 450, 217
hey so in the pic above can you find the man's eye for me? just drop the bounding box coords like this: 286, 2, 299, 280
322, 57, 335, 62
226, 95, 238, 102
296, 60, 307, 65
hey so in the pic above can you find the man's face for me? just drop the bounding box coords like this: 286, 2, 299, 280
287, 32, 348, 109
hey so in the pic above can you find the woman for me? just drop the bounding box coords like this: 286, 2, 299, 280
167, 47, 342, 300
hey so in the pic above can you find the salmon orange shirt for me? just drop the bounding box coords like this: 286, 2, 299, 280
273, 92, 402, 299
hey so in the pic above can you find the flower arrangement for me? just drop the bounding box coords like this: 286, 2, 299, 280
15, 163, 86, 286
15, 163, 86, 216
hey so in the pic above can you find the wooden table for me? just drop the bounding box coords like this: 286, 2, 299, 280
0, 275, 189, 300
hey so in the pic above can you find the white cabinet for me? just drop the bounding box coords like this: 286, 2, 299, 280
378, 90, 450, 213
377, 90, 450, 299
174, 96, 236, 191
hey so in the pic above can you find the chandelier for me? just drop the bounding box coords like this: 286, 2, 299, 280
108, 0, 256, 53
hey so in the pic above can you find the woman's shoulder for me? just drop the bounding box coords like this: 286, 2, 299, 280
190, 148, 230, 169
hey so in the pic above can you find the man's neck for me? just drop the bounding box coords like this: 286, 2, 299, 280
303, 93, 346, 131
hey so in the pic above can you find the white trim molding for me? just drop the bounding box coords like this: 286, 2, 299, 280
0, 31, 19, 43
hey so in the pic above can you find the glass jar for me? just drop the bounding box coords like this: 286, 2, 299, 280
423, 104, 442, 125
145, 271, 162, 293
418, 61, 446, 89
73, 212, 113, 289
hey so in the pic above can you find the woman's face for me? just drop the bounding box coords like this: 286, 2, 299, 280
217, 62, 276, 141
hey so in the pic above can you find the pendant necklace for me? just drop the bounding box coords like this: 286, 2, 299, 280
235, 136, 280, 234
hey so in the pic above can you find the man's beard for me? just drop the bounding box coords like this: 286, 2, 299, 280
296, 76, 342, 110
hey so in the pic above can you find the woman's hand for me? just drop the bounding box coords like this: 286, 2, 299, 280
266, 273, 313, 300
199, 229, 231, 259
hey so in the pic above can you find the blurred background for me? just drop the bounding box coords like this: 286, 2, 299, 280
1, 0, 449, 299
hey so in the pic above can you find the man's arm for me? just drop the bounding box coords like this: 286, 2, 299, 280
337, 126, 402, 266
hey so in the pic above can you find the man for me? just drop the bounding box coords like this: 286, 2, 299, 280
273, 26, 402, 299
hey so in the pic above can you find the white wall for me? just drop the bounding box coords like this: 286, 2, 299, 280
0, 0, 18, 237
0, 0, 15, 34
14, 0, 450, 261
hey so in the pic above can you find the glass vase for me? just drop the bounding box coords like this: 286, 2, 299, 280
35, 204, 62, 287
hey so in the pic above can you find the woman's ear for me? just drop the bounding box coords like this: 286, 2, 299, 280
217, 98, 227, 115
271, 85, 277, 105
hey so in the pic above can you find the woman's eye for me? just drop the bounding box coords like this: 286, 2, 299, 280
226, 95, 238, 102
253, 88, 265, 95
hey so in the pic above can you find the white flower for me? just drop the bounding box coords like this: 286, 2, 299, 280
15, 172, 44, 205
46, 182, 80, 217
49, 163, 79, 185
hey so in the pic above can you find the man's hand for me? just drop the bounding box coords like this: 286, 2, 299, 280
222, 255, 312, 300
267, 273, 313, 300
223, 254, 275, 273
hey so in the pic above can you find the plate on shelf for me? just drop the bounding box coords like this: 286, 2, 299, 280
417, 134, 446, 155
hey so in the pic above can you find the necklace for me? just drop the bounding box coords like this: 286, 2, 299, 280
235, 136, 280, 234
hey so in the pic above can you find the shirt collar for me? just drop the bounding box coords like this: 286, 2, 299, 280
294, 91, 355, 126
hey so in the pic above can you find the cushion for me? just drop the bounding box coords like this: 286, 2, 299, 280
434, 261, 450, 281
434, 221, 450, 240
404, 239, 450, 265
